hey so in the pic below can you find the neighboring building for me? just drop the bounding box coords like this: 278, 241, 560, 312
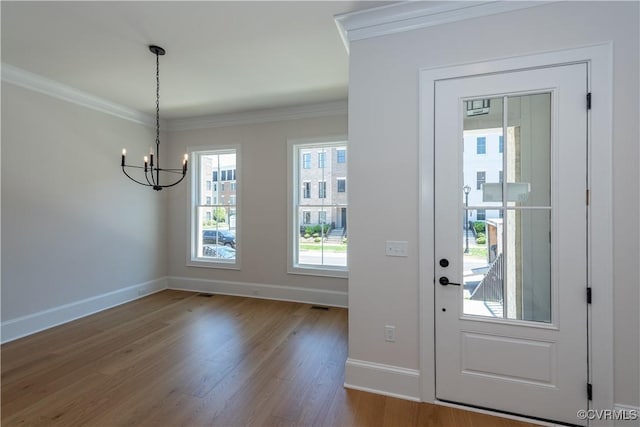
199, 153, 237, 229
298, 145, 347, 231
463, 128, 503, 223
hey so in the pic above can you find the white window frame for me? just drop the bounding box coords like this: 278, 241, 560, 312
302, 181, 311, 199
318, 180, 327, 199
187, 145, 241, 269
287, 136, 348, 278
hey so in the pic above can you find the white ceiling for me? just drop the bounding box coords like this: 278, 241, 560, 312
1, 1, 390, 120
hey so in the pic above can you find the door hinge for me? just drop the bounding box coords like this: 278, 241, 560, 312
587, 383, 593, 400
587, 93, 592, 110
587, 287, 592, 304
586, 189, 590, 206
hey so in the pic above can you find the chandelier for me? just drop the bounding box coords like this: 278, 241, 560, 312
121, 45, 187, 191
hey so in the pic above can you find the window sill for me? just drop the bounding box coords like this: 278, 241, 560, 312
187, 259, 241, 270
288, 265, 348, 279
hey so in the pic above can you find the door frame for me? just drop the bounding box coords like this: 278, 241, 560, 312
418, 43, 613, 419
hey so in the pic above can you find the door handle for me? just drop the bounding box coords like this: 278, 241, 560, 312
439, 276, 461, 286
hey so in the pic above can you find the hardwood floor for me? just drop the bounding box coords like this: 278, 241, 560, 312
2, 290, 536, 426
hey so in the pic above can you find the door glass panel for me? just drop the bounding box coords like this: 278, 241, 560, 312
506, 93, 552, 207
463, 209, 504, 318
505, 209, 552, 323
462, 92, 553, 323
462, 97, 504, 208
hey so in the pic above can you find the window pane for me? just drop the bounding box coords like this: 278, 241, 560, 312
318, 181, 326, 199
476, 137, 486, 154
192, 149, 237, 265
463, 97, 504, 208
463, 209, 502, 318
197, 206, 236, 260
505, 209, 551, 323
507, 93, 551, 207
297, 206, 347, 267
294, 142, 348, 271
302, 153, 311, 169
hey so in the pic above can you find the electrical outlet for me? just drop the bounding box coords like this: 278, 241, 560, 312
384, 325, 396, 342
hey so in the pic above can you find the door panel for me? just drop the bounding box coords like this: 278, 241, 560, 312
435, 64, 587, 425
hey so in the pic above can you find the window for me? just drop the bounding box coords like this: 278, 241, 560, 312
290, 139, 348, 276
302, 211, 311, 225
477, 209, 486, 221
477, 171, 486, 190
302, 153, 311, 169
477, 137, 486, 154
190, 148, 238, 267
498, 135, 504, 153
302, 181, 311, 199
318, 181, 327, 199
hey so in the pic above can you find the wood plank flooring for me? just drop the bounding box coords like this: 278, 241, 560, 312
1, 290, 536, 426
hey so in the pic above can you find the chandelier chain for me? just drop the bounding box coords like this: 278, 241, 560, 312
156, 52, 160, 146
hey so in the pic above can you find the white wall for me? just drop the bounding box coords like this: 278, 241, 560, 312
1, 83, 168, 339
347, 1, 639, 407
165, 115, 348, 303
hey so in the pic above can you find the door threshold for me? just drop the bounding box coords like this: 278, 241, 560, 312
435, 399, 579, 427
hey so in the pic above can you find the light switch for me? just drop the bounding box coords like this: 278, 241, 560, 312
385, 240, 408, 257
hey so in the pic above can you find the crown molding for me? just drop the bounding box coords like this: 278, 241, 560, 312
2, 63, 346, 131
335, 1, 555, 53
167, 100, 348, 131
1, 63, 157, 128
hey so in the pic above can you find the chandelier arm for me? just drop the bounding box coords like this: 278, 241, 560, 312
144, 168, 155, 186
157, 168, 186, 174
122, 166, 153, 187
155, 172, 187, 189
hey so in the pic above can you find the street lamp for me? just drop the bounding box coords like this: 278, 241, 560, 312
463, 185, 471, 254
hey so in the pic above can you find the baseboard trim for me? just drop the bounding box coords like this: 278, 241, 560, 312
167, 276, 348, 308
1, 277, 168, 344
344, 358, 421, 401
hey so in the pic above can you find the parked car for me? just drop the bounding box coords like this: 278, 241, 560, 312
203, 244, 236, 259
202, 230, 236, 248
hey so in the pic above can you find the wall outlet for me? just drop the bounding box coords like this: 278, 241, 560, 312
384, 325, 396, 342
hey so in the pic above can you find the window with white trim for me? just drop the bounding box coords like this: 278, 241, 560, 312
318, 180, 327, 199
290, 140, 347, 276
302, 181, 311, 199
190, 148, 238, 267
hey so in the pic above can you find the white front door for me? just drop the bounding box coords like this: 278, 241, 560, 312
434, 63, 588, 425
